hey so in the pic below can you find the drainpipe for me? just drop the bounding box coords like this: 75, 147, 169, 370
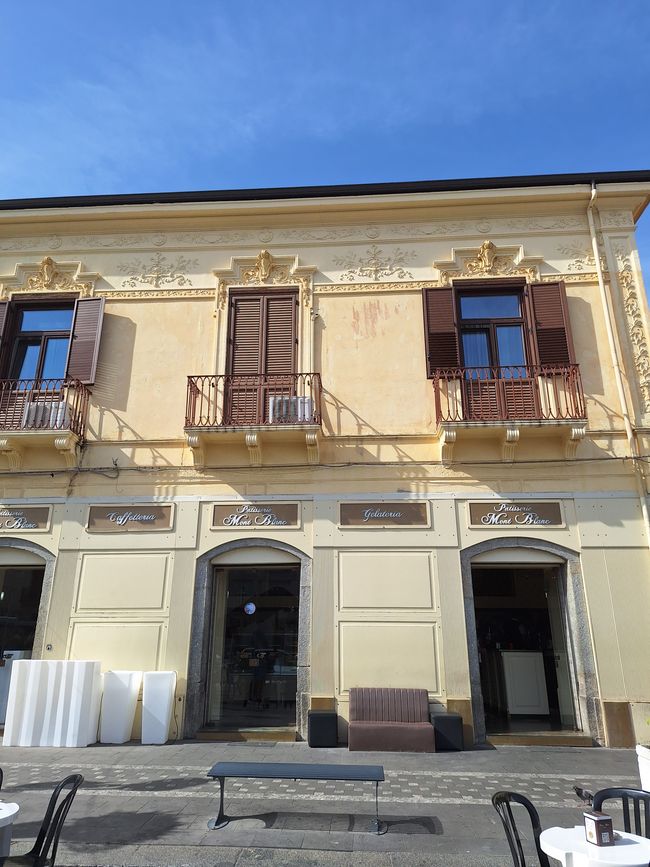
586, 183, 650, 540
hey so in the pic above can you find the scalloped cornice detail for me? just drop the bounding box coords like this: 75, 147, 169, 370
0, 256, 99, 300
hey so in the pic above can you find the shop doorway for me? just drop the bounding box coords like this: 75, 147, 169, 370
0, 565, 45, 723
205, 564, 300, 730
472, 565, 577, 734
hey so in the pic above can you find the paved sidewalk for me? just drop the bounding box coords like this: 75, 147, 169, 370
0, 740, 642, 866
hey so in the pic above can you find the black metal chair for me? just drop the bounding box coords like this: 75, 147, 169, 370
2, 773, 83, 867
492, 790, 551, 867
592, 787, 650, 839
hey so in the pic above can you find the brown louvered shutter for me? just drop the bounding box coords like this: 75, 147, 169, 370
529, 282, 574, 365
65, 297, 105, 384
423, 286, 460, 377
263, 294, 296, 375
229, 296, 262, 375
0, 302, 10, 375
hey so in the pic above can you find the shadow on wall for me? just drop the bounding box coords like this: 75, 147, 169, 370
90, 313, 136, 415
568, 296, 604, 397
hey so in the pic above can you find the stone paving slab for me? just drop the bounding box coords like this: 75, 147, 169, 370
0, 740, 642, 865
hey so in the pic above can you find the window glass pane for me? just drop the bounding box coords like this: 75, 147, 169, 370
19, 307, 73, 332
460, 295, 520, 319
496, 326, 526, 375
41, 338, 69, 379
12, 342, 40, 380
462, 330, 490, 368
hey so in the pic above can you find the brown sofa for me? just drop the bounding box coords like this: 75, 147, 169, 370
347, 687, 435, 752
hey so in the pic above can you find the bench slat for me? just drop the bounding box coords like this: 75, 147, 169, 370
207, 761, 384, 782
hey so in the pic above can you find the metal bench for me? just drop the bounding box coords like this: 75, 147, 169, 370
207, 760, 386, 833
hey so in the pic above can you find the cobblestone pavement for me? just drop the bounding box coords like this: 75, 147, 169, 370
0, 741, 642, 866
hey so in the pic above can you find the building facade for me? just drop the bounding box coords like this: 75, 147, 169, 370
0, 172, 648, 747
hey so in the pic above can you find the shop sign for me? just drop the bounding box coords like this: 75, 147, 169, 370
469, 501, 563, 528
339, 502, 429, 527
87, 505, 173, 532
212, 503, 300, 529
0, 505, 51, 532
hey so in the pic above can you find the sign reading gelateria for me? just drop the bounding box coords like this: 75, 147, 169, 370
469, 501, 563, 528
340, 502, 429, 527
212, 503, 300, 529
87, 505, 173, 532
0, 506, 51, 531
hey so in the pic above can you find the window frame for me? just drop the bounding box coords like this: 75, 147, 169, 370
456, 287, 529, 371
8, 302, 75, 382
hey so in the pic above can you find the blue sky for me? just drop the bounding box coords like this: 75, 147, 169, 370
2, 1, 649, 275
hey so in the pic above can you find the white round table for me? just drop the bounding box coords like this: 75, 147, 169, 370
540, 825, 650, 867
0, 802, 20, 857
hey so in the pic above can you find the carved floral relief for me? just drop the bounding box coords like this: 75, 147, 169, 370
119, 253, 198, 289
333, 245, 415, 281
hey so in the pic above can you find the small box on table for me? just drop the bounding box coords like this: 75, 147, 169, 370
584, 810, 614, 846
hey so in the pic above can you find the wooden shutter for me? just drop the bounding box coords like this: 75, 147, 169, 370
0, 302, 11, 377
423, 287, 460, 377
529, 282, 574, 365
228, 296, 262, 375
66, 297, 105, 384
263, 294, 296, 375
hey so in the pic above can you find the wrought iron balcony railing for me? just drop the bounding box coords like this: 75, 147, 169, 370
185, 373, 322, 428
433, 364, 586, 424
0, 378, 91, 439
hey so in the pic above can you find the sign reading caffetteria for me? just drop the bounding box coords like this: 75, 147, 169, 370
469, 501, 563, 527
212, 503, 300, 528
340, 502, 429, 527
0, 506, 51, 531
87, 505, 173, 532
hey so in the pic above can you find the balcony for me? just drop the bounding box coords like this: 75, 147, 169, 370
432, 365, 587, 461
0, 378, 91, 469
184, 373, 322, 466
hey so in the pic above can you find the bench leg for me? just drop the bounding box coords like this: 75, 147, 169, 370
370, 781, 386, 835
207, 776, 230, 830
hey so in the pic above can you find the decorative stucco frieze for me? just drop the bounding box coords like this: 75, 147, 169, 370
119, 253, 198, 289
98, 288, 215, 300
556, 242, 606, 273
314, 280, 434, 295
0, 256, 99, 299
600, 210, 634, 229
333, 245, 415, 281
613, 244, 650, 412
434, 240, 543, 285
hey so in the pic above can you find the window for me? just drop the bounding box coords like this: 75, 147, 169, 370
0, 297, 105, 385
423, 280, 577, 421
458, 292, 527, 377
227, 288, 297, 424
423, 280, 575, 377
9, 305, 74, 381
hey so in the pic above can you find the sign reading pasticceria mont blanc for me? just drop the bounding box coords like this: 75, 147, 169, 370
212, 503, 300, 528
468, 501, 563, 527
0, 506, 51, 531
340, 502, 429, 527
87, 505, 173, 532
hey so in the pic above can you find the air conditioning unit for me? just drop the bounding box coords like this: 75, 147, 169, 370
268, 396, 314, 424
22, 400, 70, 430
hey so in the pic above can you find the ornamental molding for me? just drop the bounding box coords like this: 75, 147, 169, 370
97, 287, 215, 300
333, 245, 415, 281
434, 240, 543, 285
0, 214, 591, 255
315, 280, 434, 295
556, 242, 606, 273
613, 244, 650, 413
119, 253, 198, 289
0, 257, 99, 300
599, 210, 634, 229
214, 250, 316, 309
